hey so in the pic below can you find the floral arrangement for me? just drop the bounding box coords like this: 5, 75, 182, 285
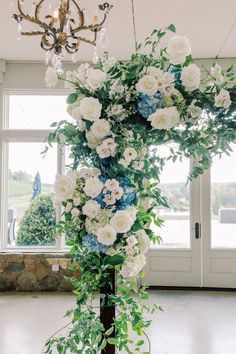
44, 25, 236, 353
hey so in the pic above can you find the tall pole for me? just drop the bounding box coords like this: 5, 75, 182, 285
100, 268, 116, 354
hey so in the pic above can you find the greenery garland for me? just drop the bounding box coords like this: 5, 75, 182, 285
44, 24, 236, 353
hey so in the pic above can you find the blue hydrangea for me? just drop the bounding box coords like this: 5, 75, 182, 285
83, 234, 107, 253
137, 92, 163, 118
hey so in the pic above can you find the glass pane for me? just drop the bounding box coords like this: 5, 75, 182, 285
7, 143, 57, 247
152, 146, 190, 248
8, 95, 73, 129
211, 144, 236, 248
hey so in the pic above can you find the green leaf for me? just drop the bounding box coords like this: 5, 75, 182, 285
66, 93, 78, 104
107, 338, 118, 345
105, 326, 114, 336
100, 338, 107, 350
167, 24, 176, 33
103, 255, 124, 265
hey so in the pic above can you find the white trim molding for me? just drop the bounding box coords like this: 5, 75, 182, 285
0, 60, 6, 83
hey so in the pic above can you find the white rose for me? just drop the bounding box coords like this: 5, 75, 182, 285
105, 179, 119, 191
211, 64, 224, 84
110, 210, 134, 233
82, 200, 100, 218
66, 169, 78, 180
45, 66, 58, 88
54, 175, 75, 202
215, 89, 231, 109
123, 147, 138, 162
181, 64, 201, 91
167, 35, 191, 65
97, 225, 117, 246
96, 144, 111, 159
71, 106, 82, 121
103, 194, 116, 205
126, 206, 137, 222
148, 107, 177, 129
71, 208, 80, 217
87, 68, 106, 90
64, 71, 76, 89
136, 230, 150, 254
83, 176, 103, 198
133, 160, 144, 171
136, 75, 158, 96
79, 97, 102, 121
86, 131, 103, 149
91, 119, 110, 139
187, 100, 202, 120
162, 72, 174, 84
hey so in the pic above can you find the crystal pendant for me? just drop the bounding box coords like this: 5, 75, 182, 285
17, 22, 22, 42
72, 52, 79, 63
52, 55, 64, 75
98, 28, 109, 48
92, 46, 99, 64
45, 51, 51, 66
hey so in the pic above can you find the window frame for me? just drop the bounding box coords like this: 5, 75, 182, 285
0, 88, 69, 252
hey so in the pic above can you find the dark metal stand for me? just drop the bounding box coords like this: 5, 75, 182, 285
100, 269, 116, 354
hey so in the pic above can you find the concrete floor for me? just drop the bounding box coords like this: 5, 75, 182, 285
0, 290, 236, 354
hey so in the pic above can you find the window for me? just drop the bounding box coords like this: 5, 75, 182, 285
0, 90, 69, 251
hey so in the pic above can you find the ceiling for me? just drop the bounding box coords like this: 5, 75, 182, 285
1, 0, 236, 61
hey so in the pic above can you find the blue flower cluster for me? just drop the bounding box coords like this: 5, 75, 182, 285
137, 92, 163, 118
83, 234, 107, 253
94, 176, 136, 210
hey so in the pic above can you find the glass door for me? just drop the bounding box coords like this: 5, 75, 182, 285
144, 147, 201, 286
202, 144, 236, 288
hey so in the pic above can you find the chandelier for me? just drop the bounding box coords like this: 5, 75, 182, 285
12, 0, 113, 62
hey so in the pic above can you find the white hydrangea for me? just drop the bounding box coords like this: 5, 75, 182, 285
120, 254, 146, 278
136, 230, 150, 254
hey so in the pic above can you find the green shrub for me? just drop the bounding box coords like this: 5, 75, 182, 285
17, 193, 56, 246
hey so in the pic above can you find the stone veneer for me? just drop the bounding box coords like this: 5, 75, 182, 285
0, 253, 80, 291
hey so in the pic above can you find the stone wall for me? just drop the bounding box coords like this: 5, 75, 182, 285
0, 254, 80, 291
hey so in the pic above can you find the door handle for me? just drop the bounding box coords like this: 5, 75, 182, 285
195, 222, 201, 239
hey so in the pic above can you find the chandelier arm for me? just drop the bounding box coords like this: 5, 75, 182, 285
41, 33, 56, 51
17, 0, 48, 30
21, 31, 46, 36
71, 14, 107, 35
77, 32, 98, 45
71, 0, 85, 27
35, 0, 50, 29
